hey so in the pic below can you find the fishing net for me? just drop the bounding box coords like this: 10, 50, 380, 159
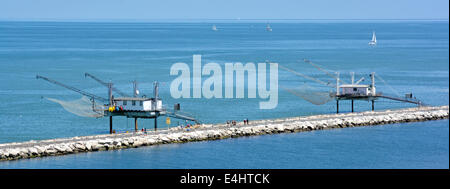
282, 83, 334, 105
45, 96, 105, 117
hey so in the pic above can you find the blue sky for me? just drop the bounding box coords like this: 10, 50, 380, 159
1, 0, 448, 20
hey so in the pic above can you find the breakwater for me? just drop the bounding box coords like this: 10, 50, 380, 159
1, 106, 448, 161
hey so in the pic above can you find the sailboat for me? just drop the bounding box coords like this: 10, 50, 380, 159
212, 24, 218, 31
266, 23, 272, 32
369, 31, 377, 45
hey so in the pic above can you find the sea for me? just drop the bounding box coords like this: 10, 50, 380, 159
0, 20, 448, 168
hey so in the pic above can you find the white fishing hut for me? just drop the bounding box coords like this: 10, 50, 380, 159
339, 84, 370, 96
113, 97, 163, 111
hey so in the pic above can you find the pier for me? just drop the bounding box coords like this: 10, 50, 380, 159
0, 105, 448, 161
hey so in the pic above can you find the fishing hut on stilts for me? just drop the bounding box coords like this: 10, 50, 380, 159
280, 59, 424, 113
37, 73, 199, 134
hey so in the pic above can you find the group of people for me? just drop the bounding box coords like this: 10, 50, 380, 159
226, 118, 250, 126
178, 121, 193, 131
141, 128, 147, 134
226, 120, 237, 126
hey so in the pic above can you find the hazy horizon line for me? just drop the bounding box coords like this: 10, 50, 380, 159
1, 18, 448, 23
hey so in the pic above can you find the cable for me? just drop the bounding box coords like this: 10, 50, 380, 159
374, 73, 402, 97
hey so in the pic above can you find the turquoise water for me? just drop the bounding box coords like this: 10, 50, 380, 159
0, 20, 448, 168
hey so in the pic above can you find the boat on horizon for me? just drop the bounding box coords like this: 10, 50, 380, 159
266, 23, 272, 32
212, 24, 218, 31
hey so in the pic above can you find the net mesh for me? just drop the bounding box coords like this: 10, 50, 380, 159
45, 96, 105, 118
282, 83, 334, 105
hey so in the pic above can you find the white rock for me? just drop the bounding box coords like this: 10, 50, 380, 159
74, 143, 86, 150
85, 142, 92, 150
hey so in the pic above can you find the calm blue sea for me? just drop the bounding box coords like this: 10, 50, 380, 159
0, 20, 448, 168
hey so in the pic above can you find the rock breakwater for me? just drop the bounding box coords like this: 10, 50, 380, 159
0, 106, 448, 161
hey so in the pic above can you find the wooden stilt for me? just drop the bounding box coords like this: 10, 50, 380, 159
351, 100, 354, 112
134, 118, 138, 131
372, 100, 375, 111
154, 117, 158, 131
336, 100, 339, 114
109, 116, 113, 134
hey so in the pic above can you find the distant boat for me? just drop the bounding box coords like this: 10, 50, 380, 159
266, 23, 272, 32
212, 25, 218, 31
369, 31, 377, 45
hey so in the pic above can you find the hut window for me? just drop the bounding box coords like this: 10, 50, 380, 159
139, 101, 143, 106
132, 100, 136, 106
353, 88, 357, 91
123, 101, 127, 105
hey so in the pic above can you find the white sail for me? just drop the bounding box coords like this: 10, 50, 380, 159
212, 25, 217, 31
369, 31, 377, 45
372, 32, 376, 43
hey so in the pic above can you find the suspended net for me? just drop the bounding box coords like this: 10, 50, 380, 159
45, 96, 105, 118
282, 83, 334, 105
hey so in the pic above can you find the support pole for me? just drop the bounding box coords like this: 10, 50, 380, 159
336, 100, 339, 114
154, 117, 158, 131
351, 72, 355, 84
370, 72, 376, 95
134, 118, 138, 131
108, 83, 113, 106
109, 116, 113, 134
336, 72, 340, 96
372, 100, 375, 111
351, 100, 354, 112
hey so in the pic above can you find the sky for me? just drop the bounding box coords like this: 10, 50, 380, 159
0, 0, 448, 21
